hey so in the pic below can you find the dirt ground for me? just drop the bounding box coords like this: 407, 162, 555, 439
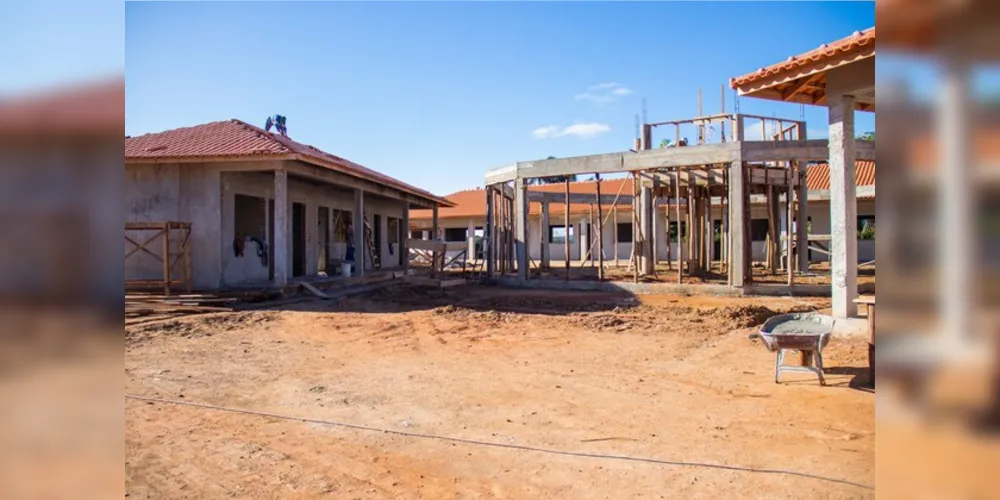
126, 286, 874, 499
515, 261, 876, 286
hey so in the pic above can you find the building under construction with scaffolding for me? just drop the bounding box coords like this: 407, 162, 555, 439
481, 105, 875, 290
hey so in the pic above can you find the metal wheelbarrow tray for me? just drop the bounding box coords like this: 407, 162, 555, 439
756, 312, 836, 385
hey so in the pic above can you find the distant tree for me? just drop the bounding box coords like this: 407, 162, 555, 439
857, 131, 875, 141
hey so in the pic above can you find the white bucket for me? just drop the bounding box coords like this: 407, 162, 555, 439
341, 262, 353, 277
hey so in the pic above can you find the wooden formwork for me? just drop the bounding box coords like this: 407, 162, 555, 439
125, 221, 192, 295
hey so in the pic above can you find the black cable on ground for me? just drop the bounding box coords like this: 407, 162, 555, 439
125, 393, 873, 491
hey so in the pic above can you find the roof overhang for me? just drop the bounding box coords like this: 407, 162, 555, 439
730, 29, 875, 112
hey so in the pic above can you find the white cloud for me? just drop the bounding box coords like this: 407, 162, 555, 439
575, 82, 633, 104
531, 122, 611, 140
532, 125, 561, 139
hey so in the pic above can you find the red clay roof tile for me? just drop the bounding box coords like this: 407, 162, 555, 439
730, 27, 875, 89
126, 119, 453, 207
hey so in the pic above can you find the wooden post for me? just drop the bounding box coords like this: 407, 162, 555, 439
486, 186, 495, 278
515, 177, 528, 281
707, 180, 714, 273
612, 205, 619, 267
564, 178, 570, 280
161, 224, 171, 295
596, 174, 604, 280
787, 176, 795, 287
540, 201, 550, 269
675, 171, 683, 284
589, 204, 596, 268
665, 194, 672, 271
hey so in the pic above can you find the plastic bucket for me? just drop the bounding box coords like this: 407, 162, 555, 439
341, 262, 353, 277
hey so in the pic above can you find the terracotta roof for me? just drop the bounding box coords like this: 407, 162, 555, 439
126, 119, 453, 207
410, 180, 634, 221
411, 162, 876, 221
0, 78, 124, 135
730, 27, 875, 89
806, 160, 876, 191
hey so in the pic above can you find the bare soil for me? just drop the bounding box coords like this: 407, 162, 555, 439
126, 286, 874, 499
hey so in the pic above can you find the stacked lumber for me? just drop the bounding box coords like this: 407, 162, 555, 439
125, 293, 237, 326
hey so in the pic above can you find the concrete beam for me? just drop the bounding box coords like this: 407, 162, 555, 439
484, 164, 518, 185
526, 191, 635, 205
286, 160, 438, 209
624, 143, 740, 170
518, 153, 624, 179
741, 140, 833, 162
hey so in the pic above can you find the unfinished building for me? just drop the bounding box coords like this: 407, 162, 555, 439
482, 111, 875, 292
125, 119, 453, 292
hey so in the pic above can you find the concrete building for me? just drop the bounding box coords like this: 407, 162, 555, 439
126, 119, 452, 290
731, 27, 875, 316
409, 161, 875, 266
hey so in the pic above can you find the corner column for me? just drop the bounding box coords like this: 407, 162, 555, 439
353, 188, 365, 277
273, 169, 289, 286
467, 218, 475, 263
829, 94, 858, 317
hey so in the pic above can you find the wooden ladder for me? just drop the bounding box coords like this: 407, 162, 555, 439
362, 215, 381, 270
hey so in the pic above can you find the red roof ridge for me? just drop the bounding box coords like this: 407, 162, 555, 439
730, 27, 875, 88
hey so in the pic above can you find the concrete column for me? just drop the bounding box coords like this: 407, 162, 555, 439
579, 217, 588, 262
728, 160, 746, 286
467, 218, 475, 262
652, 197, 662, 264
400, 203, 410, 273
273, 169, 289, 286
540, 201, 550, 268
797, 161, 809, 272
431, 204, 440, 274
486, 187, 495, 278
639, 185, 653, 274
421, 230, 429, 240
939, 53, 972, 348
829, 93, 858, 318
515, 178, 528, 281
353, 189, 365, 276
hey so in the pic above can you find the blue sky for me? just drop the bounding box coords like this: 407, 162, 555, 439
125, 1, 875, 196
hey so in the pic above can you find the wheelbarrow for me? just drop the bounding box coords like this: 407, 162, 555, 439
753, 312, 836, 385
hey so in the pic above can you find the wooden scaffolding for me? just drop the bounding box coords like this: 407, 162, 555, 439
125, 221, 192, 295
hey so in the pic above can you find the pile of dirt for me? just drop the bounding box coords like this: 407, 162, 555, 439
126, 311, 279, 344
714, 304, 817, 329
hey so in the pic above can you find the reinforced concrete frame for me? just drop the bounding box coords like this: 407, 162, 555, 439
483, 112, 875, 291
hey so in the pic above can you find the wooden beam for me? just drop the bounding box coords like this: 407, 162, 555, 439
782, 73, 824, 101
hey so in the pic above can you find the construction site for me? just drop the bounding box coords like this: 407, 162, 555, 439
125, 25, 885, 500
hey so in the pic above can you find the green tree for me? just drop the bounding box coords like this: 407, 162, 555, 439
857, 131, 875, 141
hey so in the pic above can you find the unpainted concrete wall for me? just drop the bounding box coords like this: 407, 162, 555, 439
126, 160, 407, 290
